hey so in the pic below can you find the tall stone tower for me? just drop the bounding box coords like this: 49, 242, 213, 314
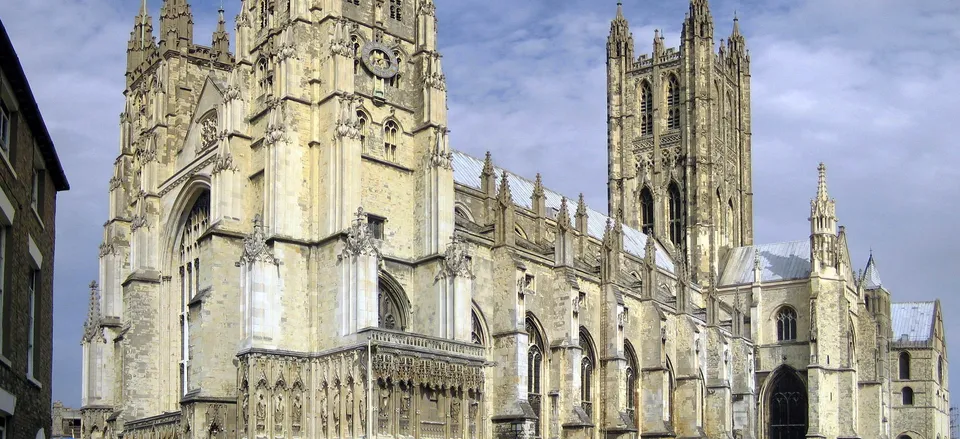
606, 0, 753, 286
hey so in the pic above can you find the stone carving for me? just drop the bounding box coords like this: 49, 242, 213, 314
98, 242, 116, 258
617, 308, 625, 328
108, 175, 124, 190
336, 94, 362, 140
339, 207, 383, 261
264, 105, 288, 146
211, 152, 239, 174
255, 392, 266, 433
437, 235, 472, 279
371, 353, 484, 391
274, 393, 284, 433
82, 281, 104, 343
130, 214, 148, 232
319, 384, 328, 437
429, 127, 453, 169
329, 18, 352, 58
333, 381, 341, 435
198, 113, 218, 152
236, 214, 278, 266
572, 295, 581, 315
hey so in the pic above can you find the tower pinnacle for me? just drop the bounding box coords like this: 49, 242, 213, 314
607, 1, 634, 58
211, 4, 230, 60
126, 0, 156, 76
684, 0, 714, 39
159, 0, 194, 52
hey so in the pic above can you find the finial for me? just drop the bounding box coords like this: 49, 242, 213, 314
482, 151, 494, 175
576, 193, 588, 217
557, 197, 571, 229
533, 173, 545, 197
498, 170, 512, 203
616, 1, 623, 17
816, 162, 828, 200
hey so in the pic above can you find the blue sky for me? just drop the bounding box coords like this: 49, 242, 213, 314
1, 0, 959, 408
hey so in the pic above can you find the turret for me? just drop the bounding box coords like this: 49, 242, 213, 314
126, 0, 156, 76
809, 163, 839, 274
159, 0, 194, 52
683, 0, 714, 40
727, 15, 746, 57
607, 2, 634, 60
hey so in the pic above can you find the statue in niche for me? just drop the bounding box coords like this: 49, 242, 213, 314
346, 381, 355, 433
332, 383, 342, 436
274, 393, 285, 433
256, 392, 266, 433
292, 394, 303, 432
319, 387, 329, 437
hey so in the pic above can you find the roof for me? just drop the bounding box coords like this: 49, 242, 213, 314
862, 253, 882, 289
891, 302, 936, 344
0, 20, 70, 191
718, 240, 811, 286
450, 150, 675, 273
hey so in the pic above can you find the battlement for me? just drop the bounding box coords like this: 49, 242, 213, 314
633, 47, 681, 70
127, 42, 234, 89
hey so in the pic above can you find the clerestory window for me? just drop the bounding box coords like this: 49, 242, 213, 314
667, 75, 680, 130
668, 183, 682, 245
639, 187, 654, 235
640, 81, 653, 135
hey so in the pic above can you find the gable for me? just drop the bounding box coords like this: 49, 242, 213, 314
176, 75, 225, 168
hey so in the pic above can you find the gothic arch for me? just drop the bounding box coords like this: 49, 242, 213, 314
663, 355, 676, 425
515, 224, 528, 239
579, 327, 598, 416
897, 431, 924, 439
638, 80, 653, 136
161, 178, 213, 273
761, 365, 808, 439
454, 202, 476, 223
638, 185, 654, 234
667, 182, 683, 246
378, 271, 410, 331
773, 305, 798, 342
624, 340, 640, 426
525, 312, 548, 438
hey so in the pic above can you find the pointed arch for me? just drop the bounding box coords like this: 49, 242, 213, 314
763, 365, 808, 439
515, 224, 528, 240
639, 80, 653, 135
454, 202, 475, 223
382, 118, 400, 162
378, 271, 410, 331
776, 306, 798, 342
639, 185, 654, 234
356, 108, 369, 150
668, 182, 683, 245
726, 197, 735, 244
666, 74, 680, 130
471, 302, 489, 346
663, 355, 675, 424
579, 326, 597, 418
525, 313, 547, 438
351, 34, 363, 74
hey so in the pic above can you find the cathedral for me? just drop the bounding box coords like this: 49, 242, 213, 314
78, 0, 950, 438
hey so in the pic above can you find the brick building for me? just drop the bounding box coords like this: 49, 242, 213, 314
0, 18, 71, 439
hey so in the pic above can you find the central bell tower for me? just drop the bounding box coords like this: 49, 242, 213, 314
606, 0, 754, 286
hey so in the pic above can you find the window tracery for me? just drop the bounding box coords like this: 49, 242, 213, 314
625, 342, 639, 425
384, 120, 399, 162
666, 75, 680, 130
389, 0, 403, 21
179, 191, 210, 395
526, 315, 545, 438
639, 187, 654, 235
776, 308, 797, 342
640, 81, 653, 135
668, 183, 682, 245
580, 328, 595, 418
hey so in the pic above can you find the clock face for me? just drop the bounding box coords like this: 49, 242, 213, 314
360, 41, 400, 79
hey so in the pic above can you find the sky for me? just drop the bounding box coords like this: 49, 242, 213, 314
1, 0, 959, 409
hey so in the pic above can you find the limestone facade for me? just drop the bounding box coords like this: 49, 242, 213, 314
78, 1, 948, 439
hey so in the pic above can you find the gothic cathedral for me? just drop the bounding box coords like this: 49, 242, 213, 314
79, 1, 950, 439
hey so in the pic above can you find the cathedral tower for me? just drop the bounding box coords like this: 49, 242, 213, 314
606, 0, 753, 286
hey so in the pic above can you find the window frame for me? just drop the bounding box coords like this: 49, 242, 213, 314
0, 101, 9, 153
902, 386, 914, 406
899, 351, 911, 380
776, 307, 798, 342
26, 268, 38, 380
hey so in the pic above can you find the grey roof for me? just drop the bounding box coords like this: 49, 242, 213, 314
718, 240, 812, 286
451, 150, 675, 273
891, 302, 936, 343
862, 253, 882, 289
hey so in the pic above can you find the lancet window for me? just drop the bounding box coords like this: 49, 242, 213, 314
384, 121, 399, 162
357, 111, 368, 150
625, 341, 639, 425
668, 183, 683, 245
179, 191, 210, 395
899, 352, 911, 380
389, 0, 403, 21
580, 328, 596, 419
639, 187, 654, 235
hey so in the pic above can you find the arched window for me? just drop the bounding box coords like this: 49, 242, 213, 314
864, 294, 871, 311
389, 51, 402, 88
526, 315, 545, 438
259, 0, 270, 28
256, 58, 271, 97
640, 81, 653, 135
899, 435, 913, 439
639, 187, 654, 234
938, 355, 943, 384
378, 277, 406, 331
768, 368, 807, 438
727, 91, 735, 142
179, 191, 210, 395
666, 75, 680, 130
776, 308, 797, 342
726, 198, 735, 243
384, 121, 399, 162
902, 387, 914, 405
664, 357, 674, 424
668, 183, 682, 245
357, 111, 368, 150
389, 0, 403, 21
580, 327, 596, 419
899, 352, 911, 380
625, 341, 639, 425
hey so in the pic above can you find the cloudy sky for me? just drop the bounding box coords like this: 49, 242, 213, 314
1, 0, 959, 409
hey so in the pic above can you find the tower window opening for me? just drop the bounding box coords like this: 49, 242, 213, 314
667, 75, 680, 130
389, 0, 403, 21
639, 187, 654, 235
384, 121, 399, 162
389, 52, 402, 88
357, 111, 368, 151
902, 387, 914, 405
526, 315, 545, 438
640, 81, 653, 136
345, 0, 360, 5
352, 36, 361, 75
776, 308, 797, 342
899, 352, 911, 380
668, 183, 682, 245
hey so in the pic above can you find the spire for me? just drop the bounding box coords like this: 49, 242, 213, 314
809, 163, 839, 273
728, 14, 746, 55
497, 171, 512, 206
557, 197, 571, 231
212, 5, 230, 59
575, 193, 588, 235
533, 173, 545, 199
607, 1, 634, 58
159, 0, 194, 52
862, 252, 883, 290
82, 281, 102, 343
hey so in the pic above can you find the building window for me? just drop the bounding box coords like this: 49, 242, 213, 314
938, 356, 943, 384
352, 35, 361, 75
378, 279, 406, 331
526, 315, 545, 438
31, 168, 44, 215
256, 58, 272, 97
639, 187, 654, 234
0, 226, 7, 356
0, 102, 9, 153
388, 52, 402, 88
580, 327, 595, 419
367, 215, 385, 240
179, 192, 210, 395
776, 308, 797, 341
27, 269, 38, 378
471, 310, 485, 345
389, 0, 402, 21
625, 342, 639, 425
864, 295, 871, 311
666, 75, 680, 130
899, 352, 911, 380
383, 120, 399, 162
668, 183, 682, 245
902, 387, 914, 405
345, 0, 360, 5
640, 81, 653, 135
357, 111, 368, 150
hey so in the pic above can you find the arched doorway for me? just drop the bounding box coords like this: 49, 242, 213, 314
768, 369, 807, 439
